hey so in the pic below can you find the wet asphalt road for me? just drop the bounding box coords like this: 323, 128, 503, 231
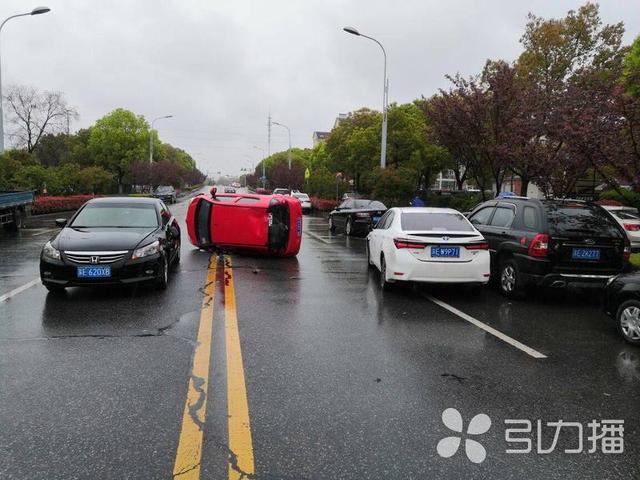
1, 192, 639, 479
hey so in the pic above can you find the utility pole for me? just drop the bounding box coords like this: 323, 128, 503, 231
266, 112, 271, 189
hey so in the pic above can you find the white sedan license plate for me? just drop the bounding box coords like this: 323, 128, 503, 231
431, 246, 460, 258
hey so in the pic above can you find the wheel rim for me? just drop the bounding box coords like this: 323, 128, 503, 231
620, 306, 640, 340
163, 257, 168, 283
501, 265, 516, 292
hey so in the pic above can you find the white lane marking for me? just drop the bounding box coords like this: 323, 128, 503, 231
30, 228, 56, 237
423, 294, 547, 359
0, 278, 41, 303
305, 230, 332, 244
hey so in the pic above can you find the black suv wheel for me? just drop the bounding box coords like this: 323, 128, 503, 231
499, 259, 524, 299
616, 300, 640, 345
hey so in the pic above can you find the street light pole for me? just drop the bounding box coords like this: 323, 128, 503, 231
272, 121, 291, 170
149, 115, 172, 164
343, 26, 388, 169
0, 6, 51, 154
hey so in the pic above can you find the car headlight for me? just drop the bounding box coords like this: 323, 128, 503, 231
42, 241, 61, 260
132, 240, 161, 260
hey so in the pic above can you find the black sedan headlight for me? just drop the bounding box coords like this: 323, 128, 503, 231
132, 240, 161, 260
42, 241, 61, 260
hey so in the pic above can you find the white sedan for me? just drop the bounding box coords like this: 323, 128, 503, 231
602, 205, 640, 251
366, 207, 491, 289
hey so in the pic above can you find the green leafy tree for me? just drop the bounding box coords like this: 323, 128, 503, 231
622, 35, 640, 97
33, 133, 71, 167
88, 109, 149, 193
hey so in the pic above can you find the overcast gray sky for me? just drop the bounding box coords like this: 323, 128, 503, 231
2, 0, 638, 176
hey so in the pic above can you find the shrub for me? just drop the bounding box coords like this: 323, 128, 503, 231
370, 167, 416, 207
311, 197, 338, 211
31, 195, 98, 215
599, 190, 640, 209
426, 192, 483, 212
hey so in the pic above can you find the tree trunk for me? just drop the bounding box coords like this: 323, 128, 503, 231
520, 176, 530, 197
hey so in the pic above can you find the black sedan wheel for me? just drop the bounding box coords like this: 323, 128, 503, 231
172, 241, 181, 268
44, 284, 65, 294
156, 254, 169, 290
616, 300, 640, 345
345, 217, 353, 236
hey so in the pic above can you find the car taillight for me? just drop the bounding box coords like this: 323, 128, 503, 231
624, 223, 640, 231
528, 233, 549, 257
465, 242, 489, 250
624, 239, 632, 261
394, 239, 426, 249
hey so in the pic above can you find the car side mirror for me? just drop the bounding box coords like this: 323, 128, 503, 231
55, 218, 67, 228
169, 226, 180, 237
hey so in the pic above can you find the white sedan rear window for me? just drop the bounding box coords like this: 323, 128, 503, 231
401, 212, 474, 231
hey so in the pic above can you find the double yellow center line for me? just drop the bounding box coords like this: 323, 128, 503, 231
173, 255, 255, 479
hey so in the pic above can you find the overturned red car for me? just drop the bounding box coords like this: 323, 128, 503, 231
186, 188, 302, 256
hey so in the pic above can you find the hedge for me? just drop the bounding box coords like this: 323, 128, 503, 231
311, 197, 338, 211
32, 195, 98, 215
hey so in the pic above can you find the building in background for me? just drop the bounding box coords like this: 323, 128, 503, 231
312, 131, 330, 147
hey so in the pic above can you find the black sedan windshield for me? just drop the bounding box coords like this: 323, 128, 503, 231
70, 204, 159, 228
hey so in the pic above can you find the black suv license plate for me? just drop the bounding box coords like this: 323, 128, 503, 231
572, 248, 600, 261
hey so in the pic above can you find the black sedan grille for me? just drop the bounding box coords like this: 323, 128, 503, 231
64, 251, 128, 264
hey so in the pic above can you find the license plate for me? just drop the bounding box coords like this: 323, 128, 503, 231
431, 246, 460, 258
572, 248, 600, 260
77, 266, 111, 278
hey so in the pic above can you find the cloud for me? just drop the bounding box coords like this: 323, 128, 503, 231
1, 0, 638, 176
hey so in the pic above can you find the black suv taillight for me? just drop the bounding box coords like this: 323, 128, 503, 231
528, 233, 549, 257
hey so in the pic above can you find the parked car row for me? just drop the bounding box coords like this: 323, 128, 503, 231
347, 197, 640, 346
272, 188, 312, 213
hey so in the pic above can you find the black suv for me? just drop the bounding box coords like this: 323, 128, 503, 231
467, 197, 630, 298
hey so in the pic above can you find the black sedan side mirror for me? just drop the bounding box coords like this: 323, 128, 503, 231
169, 226, 180, 238
55, 218, 67, 228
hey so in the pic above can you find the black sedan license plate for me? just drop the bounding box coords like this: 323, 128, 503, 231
77, 266, 111, 278
431, 246, 460, 258
572, 248, 600, 261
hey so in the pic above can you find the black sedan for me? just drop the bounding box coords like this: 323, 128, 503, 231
604, 273, 640, 345
40, 197, 181, 292
328, 199, 387, 236
153, 185, 177, 204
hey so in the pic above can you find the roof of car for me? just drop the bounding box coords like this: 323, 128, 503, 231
396, 207, 464, 214
87, 196, 160, 205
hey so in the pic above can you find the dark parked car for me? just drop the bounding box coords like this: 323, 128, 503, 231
604, 273, 640, 345
40, 197, 181, 292
329, 199, 387, 236
467, 197, 629, 298
153, 185, 177, 204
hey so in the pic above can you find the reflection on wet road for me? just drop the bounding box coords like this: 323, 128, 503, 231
1, 206, 639, 479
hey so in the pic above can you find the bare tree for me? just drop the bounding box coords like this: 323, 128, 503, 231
4, 85, 78, 152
